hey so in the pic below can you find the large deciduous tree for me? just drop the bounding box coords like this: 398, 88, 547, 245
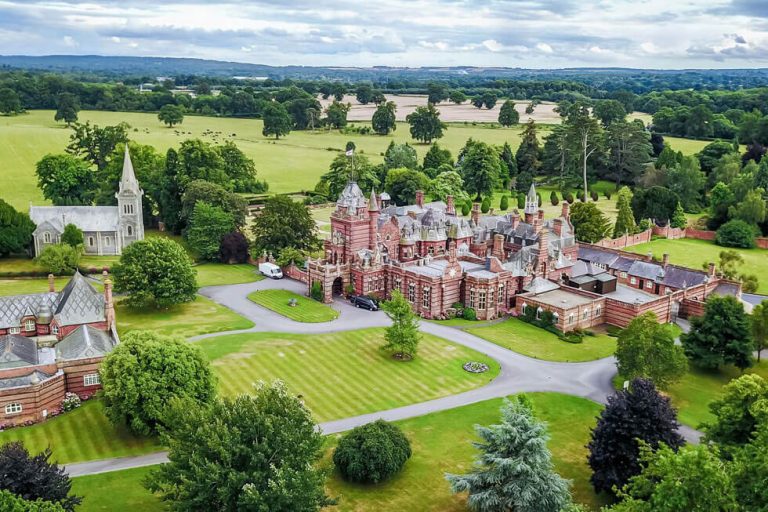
372, 101, 397, 135
146, 380, 330, 512
406, 104, 446, 144
446, 396, 572, 512
66, 121, 129, 172
0, 442, 81, 511
112, 237, 197, 308
251, 195, 320, 256
384, 168, 429, 205
498, 100, 519, 127
0, 87, 22, 115
158, 104, 184, 127
34, 244, 80, 275
382, 289, 421, 360
587, 378, 685, 495
179, 179, 247, 230
615, 313, 687, 389
606, 120, 652, 186
459, 140, 502, 200
35, 154, 97, 206
0, 199, 35, 257
262, 102, 292, 139
319, 152, 379, 199
630, 186, 679, 226
54, 92, 79, 126
324, 100, 350, 129
593, 99, 627, 127
681, 295, 754, 371
0, 489, 67, 511
569, 202, 612, 243
186, 202, 235, 261
384, 142, 418, 170
701, 373, 768, 450
101, 330, 215, 436
175, 139, 229, 189
752, 300, 768, 362
422, 143, 454, 178
216, 141, 262, 193
429, 170, 467, 203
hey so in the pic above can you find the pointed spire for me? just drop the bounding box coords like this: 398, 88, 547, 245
525, 183, 538, 214
119, 144, 141, 193
368, 188, 379, 212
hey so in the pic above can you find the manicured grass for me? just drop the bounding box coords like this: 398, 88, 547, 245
72, 466, 162, 512
0, 277, 70, 296
667, 360, 768, 428
625, 238, 768, 294
197, 328, 500, 422
467, 318, 617, 362
0, 110, 712, 212
195, 263, 262, 288
69, 393, 606, 512
0, 257, 44, 274
248, 289, 339, 323
116, 295, 254, 337
0, 400, 160, 464
428, 317, 487, 328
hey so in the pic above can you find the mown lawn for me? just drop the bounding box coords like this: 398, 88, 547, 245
0, 110, 713, 212
197, 328, 500, 422
625, 238, 768, 294
116, 295, 254, 337
0, 277, 71, 296
467, 317, 617, 362
195, 263, 262, 288
70, 393, 606, 512
0, 401, 160, 464
248, 289, 339, 323
667, 360, 768, 428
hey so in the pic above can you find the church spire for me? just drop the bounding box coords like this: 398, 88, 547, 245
524, 183, 538, 215
119, 144, 141, 194
368, 188, 379, 212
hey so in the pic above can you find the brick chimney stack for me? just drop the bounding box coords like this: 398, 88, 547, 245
561, 201, 570, 220
492, 234, 504, 260
537, 228, 549, 276
446, 195, 455, 215
415, 190, 424, 208
48, 274, 55, 293
662, 253, 669, 266
104, 275, 115, 331
448, 241, 457, 262
511, 210, 520, 229
552, 218, 563, 236
471, 203, 481, 225
708, 262, 716, 277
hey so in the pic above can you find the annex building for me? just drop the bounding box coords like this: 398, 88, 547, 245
29, 147, 145, 256
307, 182, 741, 331
0, 272, 118, 426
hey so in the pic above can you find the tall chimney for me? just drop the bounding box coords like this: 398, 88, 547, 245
48, 274, 55, 293
488, 208, 495, 216
561, 201, 570, 220
708, 262, 716, 277
471, 203, 481, 225
552, 218, 563, 236
448, 241, 457, 262
537, 228, 549, 276
415, 190, 424, 208
446, 195, 455, 216
662, 253, 669, 266
646, 252, 653, 262
511, 211, 520, 229
104, 277, 115, 330
492, 234, 504, 260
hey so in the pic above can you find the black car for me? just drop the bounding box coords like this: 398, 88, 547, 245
350, 295, 379, 311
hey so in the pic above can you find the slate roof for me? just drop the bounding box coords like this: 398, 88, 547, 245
0, 335, 38, 369
30, 206, 120, 233
577, 246, 620, 267
524, 277, 560, 293
628, 260, 665, 281
336, 181, 367, 215
661, 266, 709, 289
56, 325, 117, 361
0, 370, 56, 390
0, 292, 57, 329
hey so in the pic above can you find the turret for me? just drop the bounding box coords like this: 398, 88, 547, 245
368, 188, 379, 250
524, 183, 538, 225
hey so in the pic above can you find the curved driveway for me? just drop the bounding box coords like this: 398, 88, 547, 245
66, 276, 700, 477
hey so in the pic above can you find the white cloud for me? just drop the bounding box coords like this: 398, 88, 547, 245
536, 42, 553, 53
62, 35, 77, 47
482, 39, 503, 52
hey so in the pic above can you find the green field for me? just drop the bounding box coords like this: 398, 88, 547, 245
625, 238, 768, 294
0, 400, 159, 464
1, 110, 713, 212
248, 289, 339, 322
667, 360, 768, 428
467, 318, 617, 362
116, 295, 253, 337
70, 393, 605, 512
197, 328, 500, 422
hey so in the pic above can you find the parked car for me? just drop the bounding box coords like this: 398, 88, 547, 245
258, 262, 283, 279
350, 295, 379, 311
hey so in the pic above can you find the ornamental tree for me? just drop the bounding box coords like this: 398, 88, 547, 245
701, 373, 768, 450
731, 425, 768, 510
569, 201, 612, 243
0, 199, 35, 257
429, 170, 467, 203
60, 224, 83, 248
0, 442, 81, 511
34, 244, 80, 275
219, 231, 250, 264
146, 380, 330, 512
715, 219, 757, 249
333, 420, 412, 483
382, 289, 421, 360
0, 490, 66, 511
112, 237, 197, 308
631, 186, 679, 226
446, 396, 571, 512
587, 378, 685, 495
100, 330, 216, 436
613, 192, 637, 237
251, 195, 320, 256
615, 313, 687, 389
681, 295, 754, 371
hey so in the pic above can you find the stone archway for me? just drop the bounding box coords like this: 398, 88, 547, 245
332, 277, 344, 296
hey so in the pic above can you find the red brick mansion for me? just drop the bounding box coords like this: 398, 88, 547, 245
307, 182, 741, 331
0, 273, 118, 426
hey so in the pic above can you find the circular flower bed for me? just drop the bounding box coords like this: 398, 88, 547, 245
463, 361, 489, 373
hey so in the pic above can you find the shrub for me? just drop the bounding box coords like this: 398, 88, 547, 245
461, 201, 471, 216
333, 420, 412, 483
60, 392, 81, 412
550, 190, 559, 206
590, 190, 599, 202
559, 331, 584, 344
310, 281, 323, 301
716, 219, 757, 248
60, 224, 83, 248
35, 244, 80, 275
517, 193, 526, 209
564, 191, 574, 204
463, 307, 477, 320
604, 190, 612, 200
499, 195, 509, 211
481, 197, 491, 214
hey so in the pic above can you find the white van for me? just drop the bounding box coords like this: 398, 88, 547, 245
259, 262, 283, 279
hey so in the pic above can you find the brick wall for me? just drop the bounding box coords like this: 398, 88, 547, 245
593, 229, 652, 249
684, 228, 717, 241
283, 264, 309, 283
0, 373, 65, 426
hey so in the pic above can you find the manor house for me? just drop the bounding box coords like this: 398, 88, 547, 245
29, 146, 144, 256
307, 182, 741, 330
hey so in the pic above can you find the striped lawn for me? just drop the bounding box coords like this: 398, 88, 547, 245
195, 263, 263, 288
198, 328, 500, 422
467, 318, 617, 362
0, 400, 160, 464
248, 289, 339, 323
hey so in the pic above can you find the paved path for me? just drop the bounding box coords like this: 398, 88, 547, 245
65, 276, 702, 477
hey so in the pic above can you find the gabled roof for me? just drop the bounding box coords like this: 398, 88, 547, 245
55, 325, 117, 361
661, 266, 708, 289
0, 293, 57, 329
524, 277, 560, 294
29, 206, 120, 232
628, 260, 664, 281
0, 334, 38, 369
577, 246, 620, 266
54, 272, 105, 326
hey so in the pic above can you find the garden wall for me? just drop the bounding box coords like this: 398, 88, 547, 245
593, 229, 652, 249
283, 263, 309, 283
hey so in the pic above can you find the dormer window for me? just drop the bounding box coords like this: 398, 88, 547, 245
52, 325, 59, 335
24, 319, 35, 332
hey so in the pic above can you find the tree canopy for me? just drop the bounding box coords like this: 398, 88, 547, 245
406, 104, 446, 143
0, 200, 35, 257
35, 154, 97, 206
569, 201, 612, 243
382, 289, 421, 360
251, 195, 320, 256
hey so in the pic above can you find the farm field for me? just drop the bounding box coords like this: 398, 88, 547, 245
625, 238, 768, 294
248, 289, 339, 322
70, 392, 606, 511
197, 328, 500, 422
467, 318, 617, 362
1, 110, 710, 211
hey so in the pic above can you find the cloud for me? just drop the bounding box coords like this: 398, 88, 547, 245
536, 42, 553, 54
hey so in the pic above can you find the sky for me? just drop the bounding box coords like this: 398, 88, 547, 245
0, 0, 767, 69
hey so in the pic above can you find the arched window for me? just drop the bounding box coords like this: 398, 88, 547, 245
105, 236, 111, 246
43, 232, 51, 243
88, 237, 94, 247
127, 225, 133, 236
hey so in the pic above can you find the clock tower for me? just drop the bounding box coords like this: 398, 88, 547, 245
327, 181, 372, 265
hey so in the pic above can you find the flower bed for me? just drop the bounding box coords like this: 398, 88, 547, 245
463, 361, 489, 373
